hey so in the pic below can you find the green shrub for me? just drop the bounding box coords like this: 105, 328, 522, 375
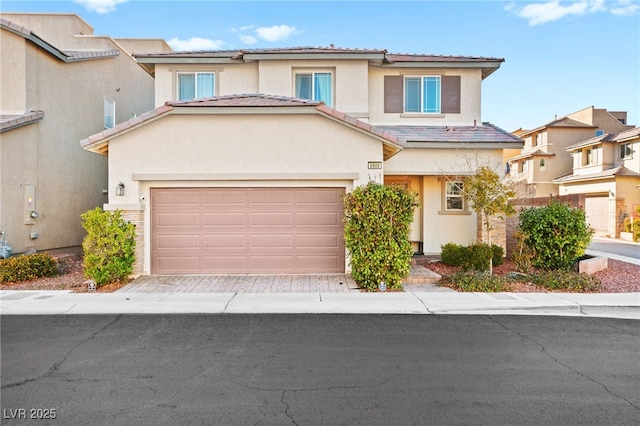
530, 270, 601, 292
343, 182, 418, 291
444, 271, 510, 292
81, 208, 136, 286
441, 242, 502, 272
624, 220, 640, 242
491, 244, 504, 267
441, 243, 467, 267
0, 253, 58, 283
518, 200, 593, 270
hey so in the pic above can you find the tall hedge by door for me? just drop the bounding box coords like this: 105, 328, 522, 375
343, 182, 418, 290
81, 208, 136, 286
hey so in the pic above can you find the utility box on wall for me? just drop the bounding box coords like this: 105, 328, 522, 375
23, 184, 37, 225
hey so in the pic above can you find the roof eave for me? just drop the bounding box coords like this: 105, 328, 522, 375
406, 141, 523, 149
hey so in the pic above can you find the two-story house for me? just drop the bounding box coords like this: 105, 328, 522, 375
553, 127, 640, 237
81, 47, 523, 275
506, 107, 632, 198
0, 13, 170, 255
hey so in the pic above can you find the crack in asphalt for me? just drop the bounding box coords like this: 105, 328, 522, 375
1, 315, 123, 390
489, 316, 640, 412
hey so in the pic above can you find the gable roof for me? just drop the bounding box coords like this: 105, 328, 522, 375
507, 149, 556, 162
374, 123, 523, 149
0, 17, 119, 62
566, 126, 640, 151
553, 166, 640, 184
134, 46, 504, 79
80, 94, 403, 159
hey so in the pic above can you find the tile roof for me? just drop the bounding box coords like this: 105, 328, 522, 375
0, 17, 119, 62
565, 126, 640, 151
507, 149, 556, 162
553, 166, 640, 184
384, 53, 503, 63
167, 94, 322, 107
81, 94, 403, 158
0, 111, 44, 132
374, 123, 523, 146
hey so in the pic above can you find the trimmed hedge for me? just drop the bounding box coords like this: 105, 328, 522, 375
343, 182, 418, 291
441, 242, 504, 272
0, 253, 58, 283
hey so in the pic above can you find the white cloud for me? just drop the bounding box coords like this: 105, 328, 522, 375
73, 0, 127, 14
168, 37, 225, 51
611, 0, 640, 16
513, 0, 639, 25
239, 35, 258, 44
255, 25, 298, 42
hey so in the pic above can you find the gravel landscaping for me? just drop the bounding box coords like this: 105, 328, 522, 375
1, 254, 639, 293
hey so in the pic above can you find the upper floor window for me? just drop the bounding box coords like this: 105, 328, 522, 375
295, 72, 333, 107
178, 72, 215, 101
539, 159, 546, 171
405, 76, 441, 113
104, 96, 115, 129
595, 130, 605, 137
533, 133, 543, 147
583, 148, 594, 165
384, 75, 460, 115
620, 143, 633, 159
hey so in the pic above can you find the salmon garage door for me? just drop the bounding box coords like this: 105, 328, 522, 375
151, 188, 346, 274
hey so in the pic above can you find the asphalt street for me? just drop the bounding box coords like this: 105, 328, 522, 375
588, 237, 640, 260
1, 314, 639, 426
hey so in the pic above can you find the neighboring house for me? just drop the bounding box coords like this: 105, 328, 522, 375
553, 127, 640, 237
81, 47, 523, 275
0, 13, 170, 254
506, 107, 633, 198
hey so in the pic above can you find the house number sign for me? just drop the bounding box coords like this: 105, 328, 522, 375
368, 161, 382, 169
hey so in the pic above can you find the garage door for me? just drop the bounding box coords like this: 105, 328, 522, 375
151, 188, 345, 274
585, 196, 608, 235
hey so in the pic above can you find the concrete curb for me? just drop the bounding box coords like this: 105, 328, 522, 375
1, 290, 638, 319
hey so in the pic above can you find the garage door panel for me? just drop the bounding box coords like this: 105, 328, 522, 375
203, 189, 247, 205
250, 190, 293, 205
297, 234, 340, 248
155, 256, 200, 274
203, 256, 247, 272
297, 212, 340, 226
250, 256, 293, 271
296, 189, 341, 205
155, 190, 200, 206
156, 234, 200, 249
151, 187, 345, 274
585, 196, 608, 234
250, 234, 293, 249
250, 212, 293, 226
204, 212, 246, 227
156, 212, 200, 227
203, 234, 246, 248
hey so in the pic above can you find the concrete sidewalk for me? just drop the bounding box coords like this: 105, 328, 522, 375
1, 290, 638, 319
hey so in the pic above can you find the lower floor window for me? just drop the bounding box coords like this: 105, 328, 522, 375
445, 181, 464, 211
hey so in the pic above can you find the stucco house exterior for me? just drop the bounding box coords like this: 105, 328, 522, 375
553, 127, 640, 237
0, 13, 171, 255
81, 47, 522, 275
506, 106, 632, 198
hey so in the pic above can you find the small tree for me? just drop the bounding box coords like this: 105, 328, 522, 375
81, 208, 136, 286
518, 200, 593, 270
462, 166, 516, 274
343, 182, 418, 291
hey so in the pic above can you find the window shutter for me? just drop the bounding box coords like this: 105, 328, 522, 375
384, 75, 403, 113
441, 76, 461, 114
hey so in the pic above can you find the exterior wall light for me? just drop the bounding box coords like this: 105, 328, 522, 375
116, 182, 125, 196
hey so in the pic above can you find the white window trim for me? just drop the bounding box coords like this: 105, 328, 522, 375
439, 180, 470, 215
104, 96, 115, 129
293, 68, 335, 107
404, 75, 441, 114
620, 142, 633, 159
176, 71, 216, 101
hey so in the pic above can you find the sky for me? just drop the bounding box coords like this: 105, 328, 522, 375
2, 0, 639, 132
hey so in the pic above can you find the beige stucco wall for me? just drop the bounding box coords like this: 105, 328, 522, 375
1, 13, 94, 48
0, 29, 27, 114
103, 110, 386, 274
367, 67, 482, 126
1, 15, 155, 253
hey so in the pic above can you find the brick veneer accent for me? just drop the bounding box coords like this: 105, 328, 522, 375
119, 210, 145, 276
476, 214, 507, 251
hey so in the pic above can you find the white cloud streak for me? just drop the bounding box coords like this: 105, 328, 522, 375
237, 24, 299, 44
514, 0, 636, 25
168, 37, 225, 51
73, 0, 127, 14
